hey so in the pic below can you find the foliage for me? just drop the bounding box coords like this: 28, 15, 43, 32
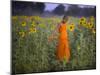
12, 16, 96, 74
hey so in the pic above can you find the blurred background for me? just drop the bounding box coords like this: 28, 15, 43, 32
12, 1, 96, 17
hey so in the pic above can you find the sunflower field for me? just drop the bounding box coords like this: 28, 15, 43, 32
12, 16, 96, 74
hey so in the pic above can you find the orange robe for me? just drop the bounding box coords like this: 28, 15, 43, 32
56, 23, 70, 62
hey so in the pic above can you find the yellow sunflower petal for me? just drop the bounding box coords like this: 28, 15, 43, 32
69, 23, 75, 32
21, 21, 26, 27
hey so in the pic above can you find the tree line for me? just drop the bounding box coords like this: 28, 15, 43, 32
12, 1, 96, 17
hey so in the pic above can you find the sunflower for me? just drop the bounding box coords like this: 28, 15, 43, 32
33, 28, 37, 32
19, 31, 25, 37
88, 22, 94, 29
31, 21, 35, 27
82, 21, 87, 27
79, 21, 84, 25
79, 18, 86, 26
69, 23, 75, 32
21, 21, 26, 27
29, 27, 37, 34
80, 17, 86, 23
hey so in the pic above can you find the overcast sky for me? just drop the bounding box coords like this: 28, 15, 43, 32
44, 3, 69, 11
44, 3, 95, 11
45, 3, 59, 11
